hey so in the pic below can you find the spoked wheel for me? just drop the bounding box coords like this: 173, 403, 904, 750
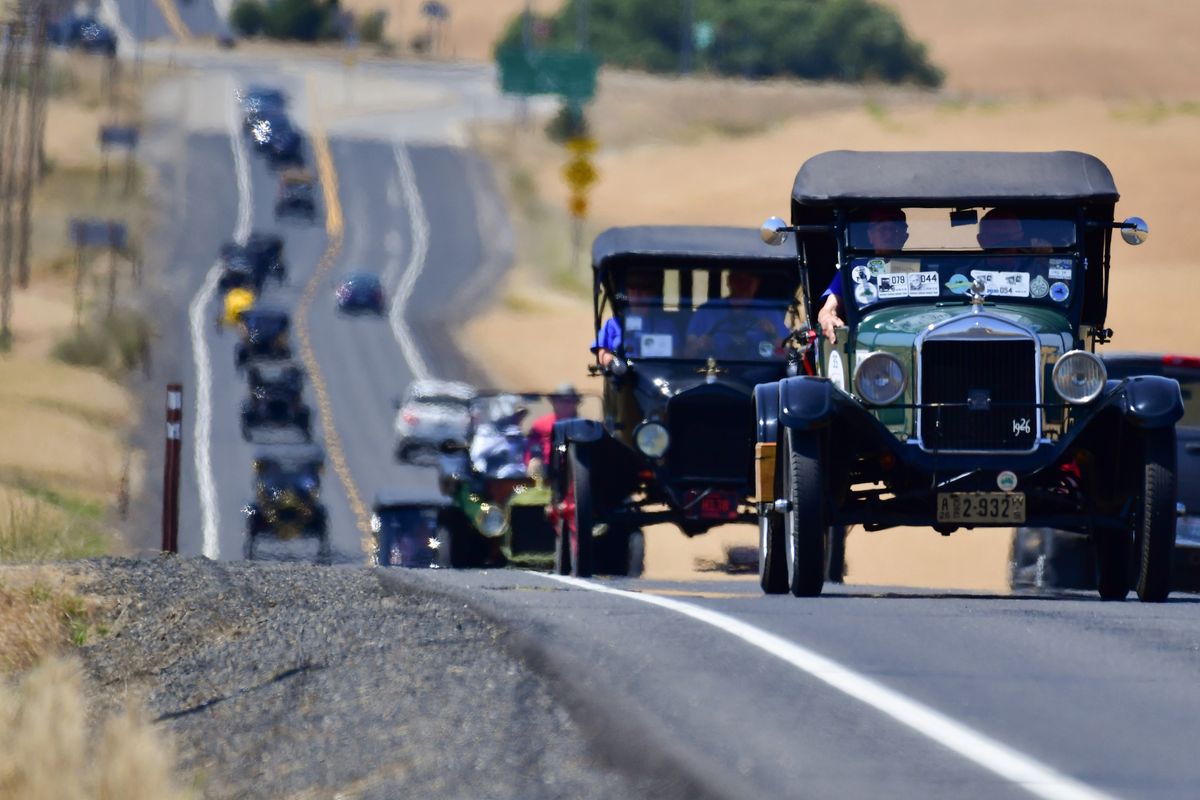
1135, 428, 1177, 603
759, 511, 788, 594
827, 525, 848, 584
783, 428, 829, 598
566, 443, 594, 578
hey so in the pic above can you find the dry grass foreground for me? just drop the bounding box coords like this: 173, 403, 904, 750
0, 52, 149, 562
466, 2, 1200, 590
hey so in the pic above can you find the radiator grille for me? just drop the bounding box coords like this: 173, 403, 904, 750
667, 392, 754, 482
919, 339, 1037, 451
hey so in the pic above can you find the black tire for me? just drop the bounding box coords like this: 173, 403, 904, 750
783, 428, 828, 598
510, 505, 555, 555
566, 443, 594, 578
375, 533, 392, 567
243, 533, 257, 561
435, 521, 453, 568
759, 511, 788, 594
827, 525, 847, 584
1135, 428, 1177, 603
316, 535, 333, 565
595, 525, 644, 577
1095, 525, 1131, 601
626, 529, 645, 578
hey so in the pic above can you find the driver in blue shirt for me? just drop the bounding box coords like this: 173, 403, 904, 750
685, 271, 788, 359
816, 208, 909, 343
593, 272, 675, 368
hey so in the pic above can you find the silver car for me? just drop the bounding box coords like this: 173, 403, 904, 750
394, 380, 476, 463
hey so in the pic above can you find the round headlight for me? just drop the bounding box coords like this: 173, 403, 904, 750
1052, 350, 1106, 404
854, 352, 907, 406
479, 504, 506, 538
634, 422, 670, 458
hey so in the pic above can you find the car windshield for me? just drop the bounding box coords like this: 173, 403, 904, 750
377, 507, 440, 532
614, 267, 794, 362
840, 208, 1080, 312
413, 394, 470, 408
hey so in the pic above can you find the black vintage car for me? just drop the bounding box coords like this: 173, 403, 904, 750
1012, 353, 1200, 593
275, 169, 317, 221
241, 362, 312, 441
220, 233, 286, 289
235, 307, 292, 371
550, 226, 802, 577
218, 251, 264, 294
753, 150, 1180, 601
371, 493, 453, 568
244, 445, 330, 563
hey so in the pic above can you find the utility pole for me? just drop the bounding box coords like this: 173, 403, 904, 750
0, 9, 26, 348
17, 0, 50, 288
575, 0, 588, 51
679, 0, 694, 75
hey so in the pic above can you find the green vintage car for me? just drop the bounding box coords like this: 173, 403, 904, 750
753, 150, 1181, 602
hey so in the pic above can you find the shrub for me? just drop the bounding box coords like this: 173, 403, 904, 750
50, 311, 152, 376
263, 0, 341, 41
230, 0, 267, 36
356, 10, 387, 45
496, 0, 942, 87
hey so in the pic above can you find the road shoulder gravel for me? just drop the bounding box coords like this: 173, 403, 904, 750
70, 556, 665, 799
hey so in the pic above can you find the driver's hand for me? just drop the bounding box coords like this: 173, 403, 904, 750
818, 312, 844, 344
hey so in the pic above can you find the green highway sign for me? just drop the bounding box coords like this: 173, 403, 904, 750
497, 48, 599, 101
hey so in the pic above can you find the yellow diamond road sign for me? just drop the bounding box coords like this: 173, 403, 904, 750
563, 159, 598, 191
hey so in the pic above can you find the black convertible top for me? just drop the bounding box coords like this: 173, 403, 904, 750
373, 490, 450, 509
792, 151, 1119, 207
592, 226, 797, 270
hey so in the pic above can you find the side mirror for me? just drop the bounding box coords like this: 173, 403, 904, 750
608, 357, 629, 377
760, 216, 791, 246
1120, 216, 1149, 246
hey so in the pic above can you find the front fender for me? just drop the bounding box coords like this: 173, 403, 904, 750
552, 417, 605, 445
755, 382, 780, 443
1113, 376, 1184, 429
777, 376, 835, 431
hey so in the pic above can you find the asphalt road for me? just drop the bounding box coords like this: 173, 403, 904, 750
136, 51, 1200, 800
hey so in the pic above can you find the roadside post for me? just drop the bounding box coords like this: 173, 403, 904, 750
162, 383, 183, 553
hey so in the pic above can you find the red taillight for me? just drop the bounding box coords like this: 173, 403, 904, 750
1163, 354, 1200, 370
403, 412, 418, 425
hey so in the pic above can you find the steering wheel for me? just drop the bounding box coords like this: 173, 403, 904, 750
704, 314, 776, 359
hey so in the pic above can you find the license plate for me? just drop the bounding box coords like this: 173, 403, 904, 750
685, 491, 738, 521
936, 492, 1026, 524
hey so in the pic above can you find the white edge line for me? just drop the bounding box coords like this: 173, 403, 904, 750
537, 573, 1120, 800
190, 88, 252, 560
389, 143, 431, 381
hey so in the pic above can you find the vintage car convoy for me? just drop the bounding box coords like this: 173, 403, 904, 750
241, 362, 312, 441
754, 150, 1180, 601
551, 226, 803, 578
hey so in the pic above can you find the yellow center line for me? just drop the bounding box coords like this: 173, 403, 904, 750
297, 75, 374, 560
151, 0, 192, 41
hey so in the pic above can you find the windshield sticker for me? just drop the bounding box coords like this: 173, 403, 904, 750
626, 315, 644, 332
639, 333, 673, 357
1049, 281, 1070, 303
1048, 263, 1073, 280
851, 265, 871, 284
881, 310, 954, 334
970, 270, 1030, 298
1030, 275, 1050, 299
867, 258, 887, 276
855, 282, 879, 306
758, 341, 775, 359
908, 271, 941, 297
945, 274, 972, 295
877, 273, 909, 299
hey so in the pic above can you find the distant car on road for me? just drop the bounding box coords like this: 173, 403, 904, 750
49, 15, 118, 56
1012, 353, 1200, 593
275, 169, 317, 222
241, 362, 312, 442
251, 110, 295, 155
235, 306, 292, 371
220, 233, 286, 288
371, 494, 453, 568
393, 379, 475, 463
335, 272, 386, 314
240, 86, 287, 134
244, 445, 330, 563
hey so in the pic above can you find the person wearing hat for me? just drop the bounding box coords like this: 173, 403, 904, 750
526, 383, 581, 468
593, 271, 676, 367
